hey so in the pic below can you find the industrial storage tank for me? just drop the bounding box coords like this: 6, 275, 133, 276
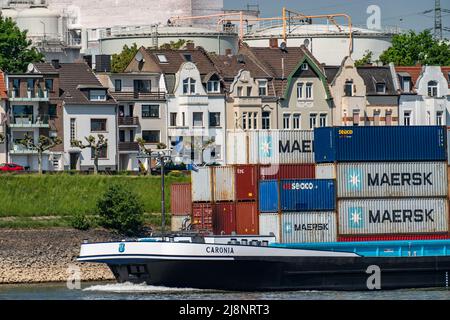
244, 23, 397, 66
96, 25, 239, 56
15, 5, 60, 41
0, 7, 18, 19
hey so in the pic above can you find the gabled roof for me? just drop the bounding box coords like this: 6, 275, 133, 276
0, 72, 7, 100
394, 66, 422, 92
58, 63, 116, 105
357, 66, 397, 95
33, 63, 59, 74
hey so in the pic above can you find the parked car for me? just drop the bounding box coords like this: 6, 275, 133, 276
0, 163, 25, 171
150, 161, 187, 175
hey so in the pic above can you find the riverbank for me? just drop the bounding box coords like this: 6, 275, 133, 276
0, 228, 119, 284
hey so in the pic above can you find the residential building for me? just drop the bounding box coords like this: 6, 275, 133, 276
394, 65, 450, 126
59, 63, 118, 171
0, 72, 7, 164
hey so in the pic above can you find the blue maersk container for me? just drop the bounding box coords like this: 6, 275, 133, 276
259, 180, 279, 213
314, 126, 447, 163
280, 179, 335, 211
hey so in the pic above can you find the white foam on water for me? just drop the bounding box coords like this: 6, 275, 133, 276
83, 282, 213, 294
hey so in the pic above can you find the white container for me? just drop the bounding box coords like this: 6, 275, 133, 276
259, 212, 280, 241
281, 212, 337, 243
336, 162, 447, 198
226, 130, 248, 165
213, 166, 235, 201
191, 167, 212, 202
338, 198, 449, 235
315, 163, 336, 179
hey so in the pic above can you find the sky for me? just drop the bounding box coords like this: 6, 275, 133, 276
223, 0, 450, 34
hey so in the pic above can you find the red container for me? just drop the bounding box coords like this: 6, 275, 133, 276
170, 183, 192, 216
235, 165, 258, 201
338, 234, 450, 242
213, 202, 236, 235
236, 202, 259, 235
259, 164, 315, 180
192, 203, 214, 232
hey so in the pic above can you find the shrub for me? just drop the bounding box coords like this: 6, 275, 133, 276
96, 184, 145, 236
70, 213, 91, 231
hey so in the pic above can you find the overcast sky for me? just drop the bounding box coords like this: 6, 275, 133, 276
223, 0, 450, 34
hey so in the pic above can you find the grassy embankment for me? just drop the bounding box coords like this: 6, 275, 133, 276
0, 173, 190, 228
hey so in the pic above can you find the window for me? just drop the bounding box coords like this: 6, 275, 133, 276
237, 86, 243, 96
297, 82, 303, 99
91, 146, 107, 159
207, 80, 220, 93
209, 112, 221, 127
385, 111, 392, 126
170, 113, 177, 126
242, 112, 247, 129
344, 81, 353, 97
142, 130, 160, 143
305, 83, 313, 99
182, 112, 186, 126
436, 111, 443, 125
114, 79, 122, 92
352, 111, 360, 126
293, 113, 301, 129
401, 76, 411, 92
48, 105, 57, 117
70, 118, 76, 142
246, 86, 252, 97
262, 111, 271, 129
211, 145, 221, 160
142, 105, 159, 118
156, 54, 168, 63
12, 79, 20, 96
309, 113, 317, 129
403, 111, 411, 126
183, 78, 196, 94
89, 90, 107, 101
373, 110, 380, 126
258, 80, 268, 96
45, 79, 54, 92
251, 112, 258, 129
301, 63, 309, 70
27, 79, 35, 91
283, 113, 291, 129
119, 130, 125, 142
428, 81, 438, 97
319, 114, 327, 127
134, 80, 151, 93
91, 119, 107, 132
193, 112, 203, 127
376, 83, 386, 94
183, 54, 192, 62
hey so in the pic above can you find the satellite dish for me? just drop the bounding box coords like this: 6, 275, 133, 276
279, 42, 287, 52
135, 51, 143, 62
27, 63, 35, 73
303, 39, 310, 48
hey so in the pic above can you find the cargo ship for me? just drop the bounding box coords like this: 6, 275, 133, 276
77, 235, 450, 291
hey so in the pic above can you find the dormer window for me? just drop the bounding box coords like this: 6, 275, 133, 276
301, 63, 309, 71
376, 82, 386, 94
428, 81, 438, 97
344, 80, 354, 97
183, 78, 196, 94
45, 79, 54, 92
207, 80, 220, 93
183, 54, 192, 62
258, 80, 268, 96
401, 76, 411, 92
114, 79, 122, 92
90, 89, 107, 101
156, 54, 168, 63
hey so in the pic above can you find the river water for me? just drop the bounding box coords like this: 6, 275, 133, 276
1, 282, 450, 300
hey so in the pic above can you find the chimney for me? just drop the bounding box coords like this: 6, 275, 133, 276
51, 59, 60, 69
269, 38, 278, 49
225, 48, 232, 56
186, 42, 195, 50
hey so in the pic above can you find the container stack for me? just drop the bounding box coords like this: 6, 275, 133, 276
191, 167, 214, 233
170, 183, 192, 231
314, 126, 449, 242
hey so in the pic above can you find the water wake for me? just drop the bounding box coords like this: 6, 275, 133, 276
83, 282, 214, 294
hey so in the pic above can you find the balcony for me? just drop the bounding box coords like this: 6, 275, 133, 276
118, 116, 139, 127
9, 143, 38, 154
9, 89, 49, 102
118, 142, 140, 153
178, 95, 208, 106
9, 114, 50, 128
112, 91, 166, 101
234, 97, 262, 106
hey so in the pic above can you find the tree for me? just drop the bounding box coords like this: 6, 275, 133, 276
160, 39, 193, 50
379, 30, 450, 66
71, 134, 108, 174
355, 50, 373, 67
0, 16, 44, 73
111, 43, 138, 73
96, 184, 145, 236
18, 134, 62, 174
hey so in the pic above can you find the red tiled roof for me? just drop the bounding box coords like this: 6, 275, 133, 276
0, 71, 7, 99
441, 67, 450, 88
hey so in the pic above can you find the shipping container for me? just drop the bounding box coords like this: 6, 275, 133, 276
314, 126, 447, 163
280, 179, 336, 212
171, 215, 191, 232
260, 164, 315, 180
214, 202, 236, 235
227, 130, 248, 164
235, 165, 258, 201
213, 166, 235, 201
336, 162, 447, 198
315, 164, 336, 179
338, 198, 449, 235
281, 212, 337, 243
192, 202, 214, 232
338, 234, 450, 242
236, 202, 259, 235
259, 212, 280, 241
170, 183, 192, 216
259, 180, 279, 213
191, 167, 212, 202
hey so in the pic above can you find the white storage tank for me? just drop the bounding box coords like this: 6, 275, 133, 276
16, 5, 60, 40
0, 7, 19, 20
